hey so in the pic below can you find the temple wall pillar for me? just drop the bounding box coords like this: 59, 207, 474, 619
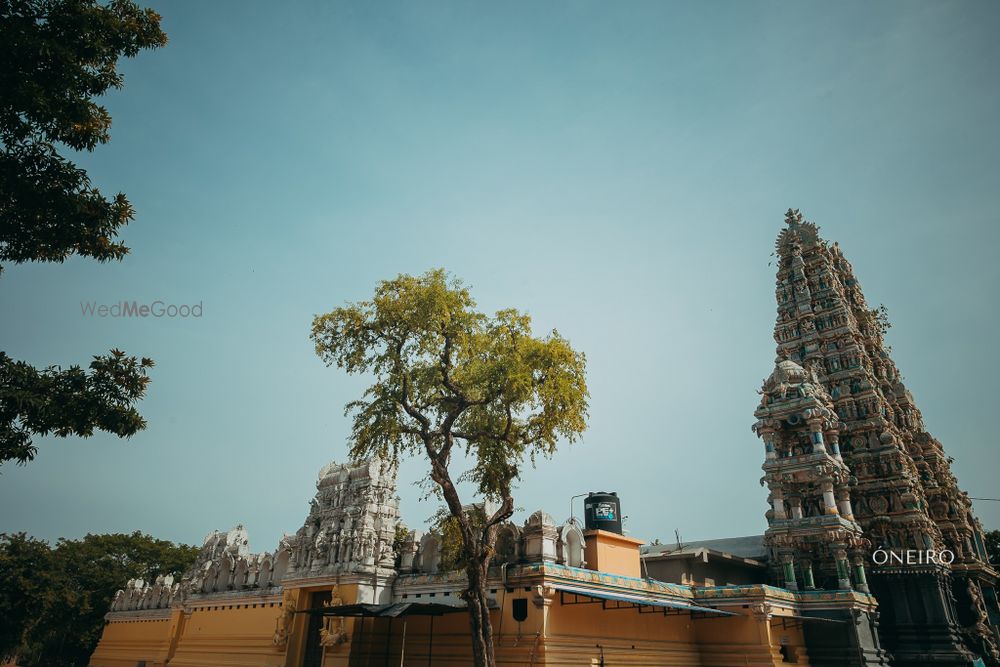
781, 554, 799, 591
837, 489, 855, 521
827, 433, 843, 462
772, 490, 787, 520
852, 555, 870, 593
790, 497, 804, 520
821, 480, 838, 516
802, 560, 816, 590
760, 429, 777, 461
834, 549, 852, 590
808, 419, 827, 454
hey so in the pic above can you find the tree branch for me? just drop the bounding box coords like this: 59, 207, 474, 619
484, 494, 514, 530
398, 364, 432, 454
439, 325, 469, 404
502, 400, 513, 440
438, 408, 468, 462
452, 429, 489, 442
431, 458, 474, 548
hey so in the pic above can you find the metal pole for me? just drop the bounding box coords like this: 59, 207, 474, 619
399, 619, 407, 667
570, 492, 589, 524
384, 617, 392, 666
426, 616, 434, 667
357, 616, 366, 667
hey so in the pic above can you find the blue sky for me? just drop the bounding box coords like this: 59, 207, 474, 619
2, 0, 999, 553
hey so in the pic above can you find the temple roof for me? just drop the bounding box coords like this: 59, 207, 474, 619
769, 359, 807, 385
642, 534, 767, 560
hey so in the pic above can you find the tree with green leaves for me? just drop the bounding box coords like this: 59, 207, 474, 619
430, 503, 487, 573
0, 0, 166, 464
311, 269, 589, 667
0, 531, 199, 666
0, 350, 154, 464
0, 533, 55, 661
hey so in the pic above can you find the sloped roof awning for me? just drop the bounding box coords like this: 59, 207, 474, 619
303, 600, 495, 618
550, 583, 738, 617
779, 613, 846, 624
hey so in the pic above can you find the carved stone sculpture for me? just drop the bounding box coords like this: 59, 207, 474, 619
284, 458, 401, 578
319, 585, 349, 647
273, 592, 296, 647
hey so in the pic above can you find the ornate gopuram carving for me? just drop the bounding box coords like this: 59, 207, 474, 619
109, 574, 180, 613
172, 524, 287, 599
107, 524, 286, 617
754, 357, 870, 593
282, 458, 401, 595
754, 356, 890, 666
762, 209, 999, 666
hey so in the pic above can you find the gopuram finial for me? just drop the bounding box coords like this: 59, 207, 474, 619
784, 208, 803, 227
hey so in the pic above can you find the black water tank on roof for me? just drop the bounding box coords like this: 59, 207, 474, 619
584, 492, 622, 534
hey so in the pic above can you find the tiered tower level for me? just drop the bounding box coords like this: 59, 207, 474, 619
755, 210, 999, 666
754, 358, 871, 593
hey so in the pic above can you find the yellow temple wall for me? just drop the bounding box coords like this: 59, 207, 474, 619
309, 590, 807, 667
88, 612, 176, 667
542, 593, 701, 665
88, 579, 823, 667
89, 597, 285, 667
332, 591, 543, 666
88, 581, 384, 667
765, 616, 809, 665
582, 530, 644, 579
88, 588, 814, 667
167, 601, 285, 667
692, 611, 808, 667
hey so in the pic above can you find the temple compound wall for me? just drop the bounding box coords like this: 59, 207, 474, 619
90, 457, 878, 667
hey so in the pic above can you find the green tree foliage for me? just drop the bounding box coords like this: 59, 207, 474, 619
0, 531, 198, 666
0, 0, 166, 464
430, 504, 486, 572
0, 350, 154, 464
391, 523, 411, 559
311, 269, 589, 667
0, 0, 167, 270
0, 534, 55, 661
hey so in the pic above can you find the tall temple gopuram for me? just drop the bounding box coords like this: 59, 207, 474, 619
753, 210, 1000, 666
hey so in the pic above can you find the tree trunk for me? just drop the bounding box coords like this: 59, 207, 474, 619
427, 455, 508, 667
465, 558, 496, 667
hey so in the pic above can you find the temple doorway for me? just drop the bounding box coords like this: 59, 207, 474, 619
302, 590, 332, 667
